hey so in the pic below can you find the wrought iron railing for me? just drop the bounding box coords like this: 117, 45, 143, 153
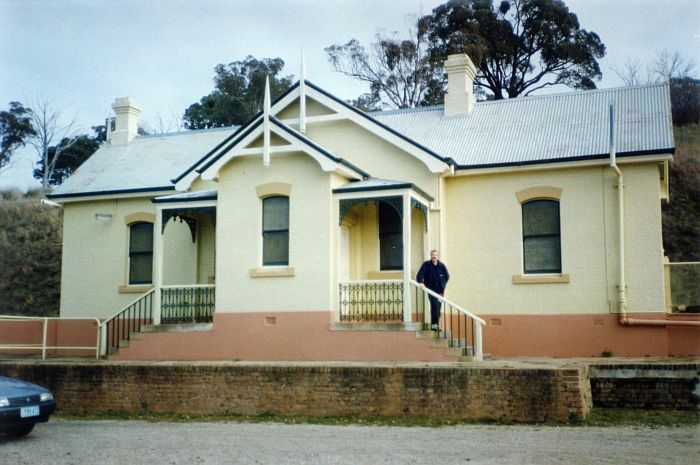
160, 285, 215, 324
99, 289, 154, 356
339, 280, 403, 322
410, 280, 485, 360
666, 261, 700, 313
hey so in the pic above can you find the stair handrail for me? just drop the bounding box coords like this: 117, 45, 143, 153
409, 279, 485, 361
97, 288, 156, 329
409, 280, 485, 325
98, 288, 155, 356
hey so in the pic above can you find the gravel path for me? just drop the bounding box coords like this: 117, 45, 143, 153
0, 420, 698, 465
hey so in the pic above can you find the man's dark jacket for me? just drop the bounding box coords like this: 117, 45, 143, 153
416, 260, 449, 293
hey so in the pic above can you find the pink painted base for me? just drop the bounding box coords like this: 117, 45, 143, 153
112, 311, 460, 361
483, 313, 700, 357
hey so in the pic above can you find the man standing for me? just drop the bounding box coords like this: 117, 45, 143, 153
416, 250, 449, 331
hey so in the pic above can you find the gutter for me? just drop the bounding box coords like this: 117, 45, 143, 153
609, 103, 700, 328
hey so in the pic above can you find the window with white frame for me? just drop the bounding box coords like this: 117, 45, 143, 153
128, 222, 154, 284
262, 196, 289, 266
522, 199, 561, 274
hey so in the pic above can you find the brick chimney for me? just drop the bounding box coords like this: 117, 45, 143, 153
107, 97, 140, 144
444, 54, 477, 116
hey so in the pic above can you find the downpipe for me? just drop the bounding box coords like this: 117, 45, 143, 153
609, 104, 699, 328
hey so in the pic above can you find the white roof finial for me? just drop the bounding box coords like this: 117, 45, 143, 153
300, 46, 306, 134
263, 75, 271, 167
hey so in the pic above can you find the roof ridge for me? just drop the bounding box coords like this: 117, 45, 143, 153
473, 82, 669, 107
135, 125, 238, 140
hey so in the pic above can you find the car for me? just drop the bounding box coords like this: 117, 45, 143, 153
0, 376, 56, 438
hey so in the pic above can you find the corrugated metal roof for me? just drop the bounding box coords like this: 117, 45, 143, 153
371, 83, 674, 168
52, 83, 674, 199
153, 189, 217, 203
51, 126, 235, 197
333, 177, 435, 201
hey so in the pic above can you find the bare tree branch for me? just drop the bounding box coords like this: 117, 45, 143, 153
27, 97, 80, 189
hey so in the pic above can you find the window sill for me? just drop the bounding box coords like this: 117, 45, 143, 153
118, 284, 154, 293
367, 271, 403, 280
250, 266, 295, 278
512, 274, 570, 284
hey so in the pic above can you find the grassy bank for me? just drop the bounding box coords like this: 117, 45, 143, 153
55, 408, 700, 427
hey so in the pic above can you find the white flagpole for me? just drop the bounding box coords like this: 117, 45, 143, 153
300, 47, 306, 134
263, 76, 271, 167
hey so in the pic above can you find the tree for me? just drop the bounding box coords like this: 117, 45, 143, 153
614, 50, 696, 86
418, 0, 606, 99
183, 56, 294, 129
613, 51, 698, 127
33, 125, 105, 186
670, 78, 700, 127
326, 30, 444, 109
27, 98, 80, 189
0, 102, 35, 173
663, 127, 700, 262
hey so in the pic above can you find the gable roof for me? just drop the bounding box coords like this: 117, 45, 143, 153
372, 83, 674, 169
49, 81, 674, 200
49, 126, 235, 199
197, 115, 369, 181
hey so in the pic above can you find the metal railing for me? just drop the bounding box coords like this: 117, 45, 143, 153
666, 261, 700, 313
0, 316, 101, 360
339, 280, 403, 322
160, 285, 215, 324
410, 280, 485, 361
98, 289, 154, 356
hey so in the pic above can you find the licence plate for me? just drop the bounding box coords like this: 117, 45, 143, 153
20, 406, 40, 418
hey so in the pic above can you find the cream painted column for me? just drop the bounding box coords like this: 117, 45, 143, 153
153, 207, 164, 325
402, 194, 412, 323
438, 175, 447, 259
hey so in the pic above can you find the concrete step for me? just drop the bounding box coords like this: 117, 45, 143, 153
141, 323, 213, 333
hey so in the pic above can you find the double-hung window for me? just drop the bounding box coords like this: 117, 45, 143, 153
262, 196, 289, 266
128, 222, 154, 284
522, 200, 561, 274
379, 202, 402, 270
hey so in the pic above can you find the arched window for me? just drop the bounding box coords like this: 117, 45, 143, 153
262, 196, 289, 266
128, 222, 154, 284
522, 200, 561, 274
379, 202, 402, 270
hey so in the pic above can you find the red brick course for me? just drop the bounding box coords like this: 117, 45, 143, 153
0, 362, 592, 423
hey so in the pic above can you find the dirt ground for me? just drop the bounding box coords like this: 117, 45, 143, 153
1, 419, 698, 465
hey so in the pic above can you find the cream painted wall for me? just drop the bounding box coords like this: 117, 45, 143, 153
60, 198, 156, 318
277, 98, 336, 119
60, 197, 209, 318
197, 217, 216, 284
216, 153, 334, 312
162, 219, 197, 285
340, 201, 425, 279
604, 163, 666, 312
306, 120, 439, 200
411, 207, 426, 273
444, 163, 665, 315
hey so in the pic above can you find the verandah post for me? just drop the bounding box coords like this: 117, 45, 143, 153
402, 194, 411, 323
153, 207, 164, 325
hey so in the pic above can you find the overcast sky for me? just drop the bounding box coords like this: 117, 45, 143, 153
1, 0, 698, 190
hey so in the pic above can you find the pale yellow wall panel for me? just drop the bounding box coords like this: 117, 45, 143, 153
197, 217, 216, 284
305, 121, 438, 198
60, 198, 157, 318
216, 153, 332, 312
162, 219, 197, 285
444, 164, 665, 316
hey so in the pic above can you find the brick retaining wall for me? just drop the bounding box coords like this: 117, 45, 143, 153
589, 364, 700, 410
0, 362, 592, 423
